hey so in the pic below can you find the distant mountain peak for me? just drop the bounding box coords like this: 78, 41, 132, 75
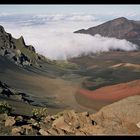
113, 17, 128, 21
109, 17, 129, 26
111, 17, 128, 23
74, 17, 140, 48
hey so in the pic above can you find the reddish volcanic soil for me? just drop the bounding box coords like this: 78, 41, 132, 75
78, 80, 140, 102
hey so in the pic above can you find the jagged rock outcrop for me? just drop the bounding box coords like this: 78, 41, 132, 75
0, 25, 43, 67
74, 17, 140, 48
0, 81, 33, 104
0, 95, 140, 135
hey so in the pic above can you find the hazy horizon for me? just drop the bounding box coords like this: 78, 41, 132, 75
0, 5, 139, 59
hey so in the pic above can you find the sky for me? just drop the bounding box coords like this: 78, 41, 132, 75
0, 5, 140, 15
0, 5, 139, 60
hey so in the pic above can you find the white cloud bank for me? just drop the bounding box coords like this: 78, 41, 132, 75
1, 14, 138, 60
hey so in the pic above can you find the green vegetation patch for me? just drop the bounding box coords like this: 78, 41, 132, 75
0, 101, 13, 115
32, 107, 48, 119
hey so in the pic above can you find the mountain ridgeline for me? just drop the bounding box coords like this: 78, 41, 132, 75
74, 17, 140, 48
0, 25, 45, 67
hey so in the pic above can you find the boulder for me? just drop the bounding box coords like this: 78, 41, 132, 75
47, 127, 67, 135
62, 110, 92, 129
22, 61, 31, 66
44, 115, 52, 123
39, 129, 49, 135
77, 112, 92, 128
39, 122, 48, 130
59, 110, 80, 129
52, 116, 72, 133
90, 95, 140, 134
51, 110, 94, 134
21, 125, 33, 135
15, 116, 23, 122
5, 116, 16, 127
11, 127, 22, 136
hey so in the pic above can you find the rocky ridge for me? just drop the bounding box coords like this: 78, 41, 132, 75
0, 81, 34, 105
0, 95, 140, 135
0, 25, 45, 67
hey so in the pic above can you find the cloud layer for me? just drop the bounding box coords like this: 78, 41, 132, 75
0, 13, 138, 60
